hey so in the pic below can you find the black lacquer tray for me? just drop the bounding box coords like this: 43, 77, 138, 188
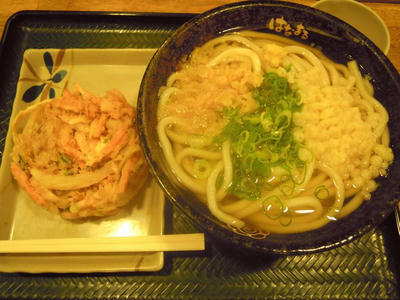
0, 10, 399, 300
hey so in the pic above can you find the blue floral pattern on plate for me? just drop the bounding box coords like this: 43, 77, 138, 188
19, 49, 68, 102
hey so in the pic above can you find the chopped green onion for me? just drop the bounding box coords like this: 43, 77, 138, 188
262, 194, 293, 226
291, 164, 307, 185
214, 72, 309, 201
279, 214, 293, 227
314, 185, 330, 200
59, 153, 72, 164
18, 155, 27, 170
262, 195, 284, 220
278, 175, 295, 197
298, 147, 314, 163
284, 64, 293, 72
193, 159, 211, 179
239, 130, 250, 143
63, 169, 73, 176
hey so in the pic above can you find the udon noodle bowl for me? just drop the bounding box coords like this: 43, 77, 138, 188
156, 31, 393, 234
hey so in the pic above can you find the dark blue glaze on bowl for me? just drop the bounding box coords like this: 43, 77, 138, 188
137, 0, 400, 254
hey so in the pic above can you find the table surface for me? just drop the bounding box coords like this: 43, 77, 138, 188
1, 0, 400, 71
0, 2, 399, 299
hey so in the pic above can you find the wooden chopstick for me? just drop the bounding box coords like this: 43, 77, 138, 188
0, 233, 205, 254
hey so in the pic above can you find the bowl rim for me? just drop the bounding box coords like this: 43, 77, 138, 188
137, 0, 400, 255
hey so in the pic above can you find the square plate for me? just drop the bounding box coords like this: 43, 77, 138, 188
0, 48, 165, 273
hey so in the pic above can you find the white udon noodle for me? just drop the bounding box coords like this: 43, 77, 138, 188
156, 31, 392, 234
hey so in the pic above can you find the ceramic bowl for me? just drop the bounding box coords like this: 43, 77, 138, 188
137, 0, 400, 254
312, 0, 390, 54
